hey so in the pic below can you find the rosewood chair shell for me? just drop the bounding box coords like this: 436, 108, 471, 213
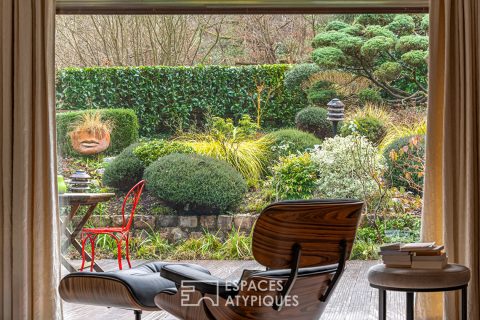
154, 199, 364, 320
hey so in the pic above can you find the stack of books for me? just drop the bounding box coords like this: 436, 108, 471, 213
379, 242, 447, 269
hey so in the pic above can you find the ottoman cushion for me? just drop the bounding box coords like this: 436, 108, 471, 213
59, 262, 210, 311
368, 263, 470, 290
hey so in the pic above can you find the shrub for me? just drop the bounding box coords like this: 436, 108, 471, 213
306, 80, 339, 106
311, 135, 383, 200
358, 88, 383, 104
265, 129, 321, 160
283, 63, 321, 91
295, 107, 333, 139
184, 115, 271, 187
144, 154, 247, 214
341, 116, 387, 145
133, 140, 194, 166
56, 65, 307, 135
269, 153, 319, 200
383, 135, 425, 194
102, 144, 144, 191
57, 108, 139, 157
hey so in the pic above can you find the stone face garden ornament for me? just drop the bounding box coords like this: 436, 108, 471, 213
69, 111, 112, 155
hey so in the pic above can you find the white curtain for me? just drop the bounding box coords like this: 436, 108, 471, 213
420, 0, 480, 319
0, 0, 63, 319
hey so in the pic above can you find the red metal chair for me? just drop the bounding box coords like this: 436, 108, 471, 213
80, 180, 145, 272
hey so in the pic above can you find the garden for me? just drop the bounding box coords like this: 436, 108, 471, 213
57, 13, 428, 261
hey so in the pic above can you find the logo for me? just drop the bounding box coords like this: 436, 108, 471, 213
180, 279, 299, 308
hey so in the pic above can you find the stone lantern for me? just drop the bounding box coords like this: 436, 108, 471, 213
68, 170, 92, 193
327, 98, 345, 136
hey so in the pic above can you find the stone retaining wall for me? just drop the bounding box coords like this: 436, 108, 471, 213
73, 214, 258, 242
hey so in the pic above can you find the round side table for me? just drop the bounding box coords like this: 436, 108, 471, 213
368, 264, 470, 320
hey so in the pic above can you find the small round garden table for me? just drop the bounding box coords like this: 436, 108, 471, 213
368, 264, 470, 320
59, 192, 115, 272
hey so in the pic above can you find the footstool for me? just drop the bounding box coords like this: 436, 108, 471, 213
368, 264, 470, 320
59, 262, 210, 320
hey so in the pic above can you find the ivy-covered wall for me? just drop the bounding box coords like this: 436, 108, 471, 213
56, 65, 308, 137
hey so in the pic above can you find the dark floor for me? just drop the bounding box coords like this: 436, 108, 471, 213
63, 260, 407, 320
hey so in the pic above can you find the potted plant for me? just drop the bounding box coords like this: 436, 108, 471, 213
69, 111, 113, 155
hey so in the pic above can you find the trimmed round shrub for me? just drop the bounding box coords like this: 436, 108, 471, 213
358, 88, 383, 105
383, 135, 425, 194
56, 108, 139, 157
265, 129, 321, 160
102, 144, 144, 191
133, 139, 194, 166
144, 154, 247, 214
341, 115, 387, 145
295, 107, 333, 139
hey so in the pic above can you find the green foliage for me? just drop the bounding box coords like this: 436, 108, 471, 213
295, 107, 333, 139
269, 153, 319, 200
306, 80, 339, 106
341, 115, 387, 145
401, 50, 428, 67
133, 139, 194, 166
56, 65, 307, 136
185, 115, 271, 186
144, 154, 247, 214
312, 14, 429, 104
383, 135, 425, 194
312, 47, 345, 68
358, 88, 383, 104
172, 228, 253, 260
56, 109, 139, 157
312, 135, 383, 200
265, 129, 321, 160
395, 35, 429, 53
102, 144, 144, 191
374, 62, 402, 82
387, 15, 416, 35
351, 213, 421, 260
283, 64, 320, 91
354, 14, 395, 26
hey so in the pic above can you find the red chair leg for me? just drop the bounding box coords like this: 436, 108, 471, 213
90, 235, 96, 272
80, 234, 88, 272
116, 238, 123, 270
125, 234, 132, 269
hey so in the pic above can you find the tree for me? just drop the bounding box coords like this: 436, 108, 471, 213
311, 14, 429, 104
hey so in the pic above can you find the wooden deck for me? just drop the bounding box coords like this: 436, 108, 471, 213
63, 260, 407, 320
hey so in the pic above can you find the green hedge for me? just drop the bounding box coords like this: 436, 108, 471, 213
56, 65, 307, 136
56, 108, 139, 157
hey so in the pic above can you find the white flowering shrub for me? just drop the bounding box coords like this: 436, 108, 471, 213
311, 135, 384, 200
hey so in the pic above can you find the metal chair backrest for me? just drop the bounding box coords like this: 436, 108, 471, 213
121, 180, 145, 231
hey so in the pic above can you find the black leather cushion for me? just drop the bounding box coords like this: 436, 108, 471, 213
161, 264, 236, 297
61, 262, 210, 308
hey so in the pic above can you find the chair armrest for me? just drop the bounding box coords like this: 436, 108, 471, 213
160, 264, 238, 298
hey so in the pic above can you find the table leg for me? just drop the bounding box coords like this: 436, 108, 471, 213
61, 255, 77, 273
406, 292, 414, 320
379, 289, 386, 320
462, 286, 468, 320
61, 203, 103, 272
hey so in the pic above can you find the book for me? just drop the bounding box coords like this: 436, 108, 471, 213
379, 250, 411, 256
400, 242, 436, 252
382, 255, 412, 263
412, 253, 447, 261
380, 243, 402, 251
413, 246, 445, 256
411, 259, 448, 269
